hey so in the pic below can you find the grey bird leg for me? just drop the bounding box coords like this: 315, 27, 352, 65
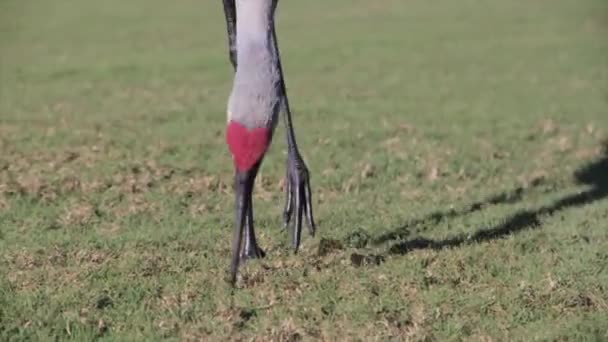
229, 166, 250, 285
229, 161, 266, 285
269, 10, 317, 252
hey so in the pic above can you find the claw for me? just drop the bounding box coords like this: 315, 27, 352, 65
304, 178, 316, 236
292, 180, 303, 251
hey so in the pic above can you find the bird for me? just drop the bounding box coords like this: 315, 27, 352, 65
221, 0, 316, 285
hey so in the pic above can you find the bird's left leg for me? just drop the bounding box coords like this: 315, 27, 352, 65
270, 22, 316, 252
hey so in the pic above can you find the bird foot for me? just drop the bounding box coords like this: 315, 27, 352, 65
282, 152, 316, 251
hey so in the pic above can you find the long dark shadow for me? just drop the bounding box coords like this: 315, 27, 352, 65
376, 147, 608, 256
373, 179, 553, 245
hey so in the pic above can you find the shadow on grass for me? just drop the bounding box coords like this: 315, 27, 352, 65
375, 146, 608, 256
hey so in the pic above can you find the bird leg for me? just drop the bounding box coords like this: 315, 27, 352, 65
229, 168, 249, 285
230, 161, 265, 285
241, 189, 266, 260
270, 20, 317, 252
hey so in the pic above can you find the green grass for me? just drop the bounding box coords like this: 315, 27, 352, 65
1, 0, 607, 340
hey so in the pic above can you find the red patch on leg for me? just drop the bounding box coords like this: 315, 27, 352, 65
226, 121, 271, 171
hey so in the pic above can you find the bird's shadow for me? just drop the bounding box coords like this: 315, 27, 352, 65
373, 145, 608, 255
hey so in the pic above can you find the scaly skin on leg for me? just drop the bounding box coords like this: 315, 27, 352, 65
229, 161, 265, 285
241, 173, 265, 260
229, 167, 250, 285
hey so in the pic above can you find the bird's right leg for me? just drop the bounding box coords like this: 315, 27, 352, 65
222, 0, 237, 70
227, 121, 271, 285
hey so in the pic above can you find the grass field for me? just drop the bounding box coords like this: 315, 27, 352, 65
1, 0, 608, 340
